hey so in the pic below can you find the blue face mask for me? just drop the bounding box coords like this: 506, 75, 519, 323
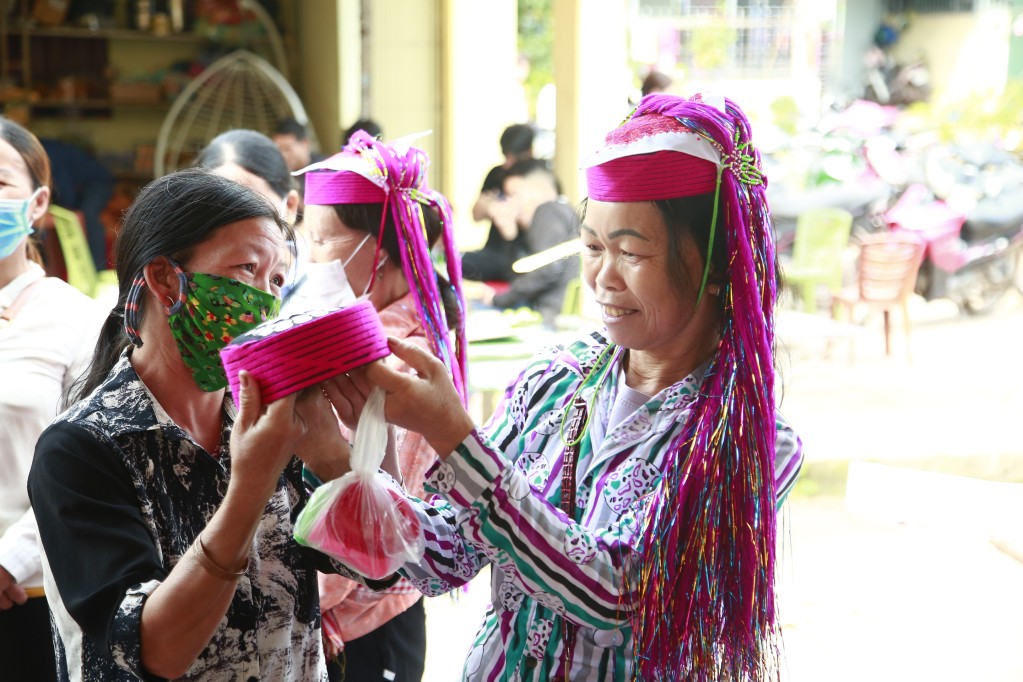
0, 188, 44, 260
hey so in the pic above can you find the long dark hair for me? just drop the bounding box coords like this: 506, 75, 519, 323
65, 169, 292, 407
332, 202, 461, 329
195, 128, 295, 199
0, 116, 52, 264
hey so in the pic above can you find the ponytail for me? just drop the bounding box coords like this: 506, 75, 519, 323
62, 306, 132, 410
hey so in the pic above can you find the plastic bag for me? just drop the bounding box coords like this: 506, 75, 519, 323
294, 387, 424, 579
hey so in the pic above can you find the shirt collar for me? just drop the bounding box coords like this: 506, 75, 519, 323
71, 349, 237, 437
376, 290, 424, 340
0, 263, 45, 310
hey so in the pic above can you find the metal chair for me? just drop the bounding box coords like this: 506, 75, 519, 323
783, 207, 854, 312
831, 232, 926, 360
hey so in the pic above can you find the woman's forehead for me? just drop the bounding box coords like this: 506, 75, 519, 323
205, 217, 285, 253
584, 200, 666, 238
305, 205, 365, 240
0, 139, 31, 184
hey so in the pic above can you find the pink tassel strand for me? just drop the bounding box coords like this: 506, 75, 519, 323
624, 96, 780, 680
344, 132, 468, 405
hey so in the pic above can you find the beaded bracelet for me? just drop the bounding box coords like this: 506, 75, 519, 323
192, 534, 248, 581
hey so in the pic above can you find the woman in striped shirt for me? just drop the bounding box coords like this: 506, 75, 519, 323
346, 94, 804, 681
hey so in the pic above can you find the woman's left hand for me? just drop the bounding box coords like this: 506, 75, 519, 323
322, 371, 374, 431
293, 385, 352, 482
363, 337, 475, 457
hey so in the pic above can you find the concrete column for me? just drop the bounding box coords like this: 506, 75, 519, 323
439, 0, 518, 247
553, 0, 632, 205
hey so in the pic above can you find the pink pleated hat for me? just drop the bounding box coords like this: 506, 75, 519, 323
220, 299, 390, 404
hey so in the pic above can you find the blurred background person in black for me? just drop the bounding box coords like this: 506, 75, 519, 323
39, 138, 114, 270
461, 123, 535, 283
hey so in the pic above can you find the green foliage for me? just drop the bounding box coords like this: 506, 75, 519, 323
518, 0, 554, 119
770, 96, 801, 136
908, 82, 1023, 150
690, 19, 735, 72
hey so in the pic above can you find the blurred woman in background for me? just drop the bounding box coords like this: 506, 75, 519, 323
296, 130, 465, 682
0, 116, 104, 681
195, 128, 304, 288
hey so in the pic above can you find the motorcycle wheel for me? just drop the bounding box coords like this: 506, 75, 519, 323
958, 255, 1015, 315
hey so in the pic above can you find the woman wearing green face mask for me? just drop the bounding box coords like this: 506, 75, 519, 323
28, 169, 363, 682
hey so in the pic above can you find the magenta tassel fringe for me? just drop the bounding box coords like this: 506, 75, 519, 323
345, 131, 468, 405
625, 96, 780, 680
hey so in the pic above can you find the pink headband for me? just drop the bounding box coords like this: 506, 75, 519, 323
585, 150, 717, 201
583, 109, 726, 202
305, 166, 386, 204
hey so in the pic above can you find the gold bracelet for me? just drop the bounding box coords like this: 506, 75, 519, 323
192, 534, 248, 581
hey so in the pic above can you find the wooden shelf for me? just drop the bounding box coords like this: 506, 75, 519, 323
12, 25, 209, 43
5, 23, 270, 47
31, 98, 168, 109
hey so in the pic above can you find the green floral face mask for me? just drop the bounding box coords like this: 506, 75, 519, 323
168, 271, 281, 391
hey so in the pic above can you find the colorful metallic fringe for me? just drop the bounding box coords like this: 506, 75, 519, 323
624, 96, 780, 680
343, 131, 468, 405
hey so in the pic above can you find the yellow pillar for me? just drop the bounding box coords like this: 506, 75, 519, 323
337, 0, 362, 144
368, 0, 442, 168
295, 0, 342, 152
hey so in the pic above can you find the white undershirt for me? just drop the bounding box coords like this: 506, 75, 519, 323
607, 381, 651, 433
0, 264, 104, 587
586, 363, 652, 455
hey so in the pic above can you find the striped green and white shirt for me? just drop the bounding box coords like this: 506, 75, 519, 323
403, 330, 803, 681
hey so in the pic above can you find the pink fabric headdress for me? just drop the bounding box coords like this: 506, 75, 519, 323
586, 94, 780, 681
296, 131, 467, 403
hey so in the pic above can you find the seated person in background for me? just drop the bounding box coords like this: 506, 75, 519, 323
40, 137, 114, 269
483, 158, 579, 327
461, 123, 535, 282
272, 117, 326, 223
342, 118, 382, 145
272, 117, 325, 173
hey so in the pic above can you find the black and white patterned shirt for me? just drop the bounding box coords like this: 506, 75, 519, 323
29, 351, 350, 681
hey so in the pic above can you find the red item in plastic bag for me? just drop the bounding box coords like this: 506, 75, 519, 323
323, 479, 422, 579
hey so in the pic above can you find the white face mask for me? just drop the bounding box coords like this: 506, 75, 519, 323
280, 233, 373, 316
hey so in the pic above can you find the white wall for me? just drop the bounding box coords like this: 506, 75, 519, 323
440, 0, 519, 249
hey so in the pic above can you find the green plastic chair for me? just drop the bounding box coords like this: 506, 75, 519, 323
49, 204, 118, 299
560, 276, 583, 318
783, 207, 854, 312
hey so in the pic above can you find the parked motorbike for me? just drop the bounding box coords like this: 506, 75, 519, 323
881, 144, 1023, 314
766, 101, 900, 252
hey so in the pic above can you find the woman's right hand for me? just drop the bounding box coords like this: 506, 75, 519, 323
228, 371, 307, 499
291, 386, 352, 482
0, 566, 26, 611
362, 337, 475, 458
